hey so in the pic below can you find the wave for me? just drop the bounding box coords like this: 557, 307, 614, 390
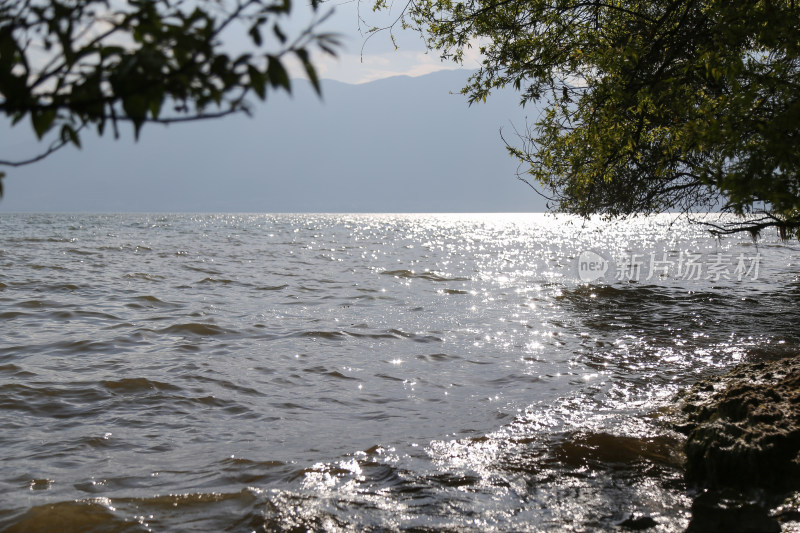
256, 284, 288, 291
124, 272, 165, 282
155, 323, 235, 337
101, 377, 182, 393
381, 269, 470, 282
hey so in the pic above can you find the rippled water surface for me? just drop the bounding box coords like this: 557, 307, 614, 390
1, 213, 799, 532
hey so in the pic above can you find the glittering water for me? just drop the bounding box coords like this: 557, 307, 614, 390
1, 213, 798, 532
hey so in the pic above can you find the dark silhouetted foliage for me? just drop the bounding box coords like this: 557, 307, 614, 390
0, 0, 341, 193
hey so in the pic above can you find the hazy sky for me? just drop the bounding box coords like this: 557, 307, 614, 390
0, 2, 547, 213
274, 0, 477, 84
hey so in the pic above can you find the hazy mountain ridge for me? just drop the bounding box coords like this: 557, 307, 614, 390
0, 70, 546, 212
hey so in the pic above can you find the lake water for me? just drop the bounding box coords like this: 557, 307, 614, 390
1, 213, 798, 532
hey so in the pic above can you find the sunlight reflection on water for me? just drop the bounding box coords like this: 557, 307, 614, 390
0, 213, 798, 531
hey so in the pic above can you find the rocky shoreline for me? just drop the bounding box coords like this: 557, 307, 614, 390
672, 355, 800, 532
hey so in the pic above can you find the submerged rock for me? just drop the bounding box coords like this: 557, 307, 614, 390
618, 513, 658, 530
673, 355, 800, 532
686, 490, 781, 533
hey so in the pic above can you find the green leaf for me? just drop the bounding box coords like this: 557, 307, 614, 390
60, 124, 81, 148
99, 45, 125, 59
122, 93, 148, 120
122, 93, 149, 140
273, 24, 287, 44
295, 49, 320, 95
31, 110, 57, 139
266, 56, 291, 91
248, 24, 262, 46
149, 92, 164, 119
248, 65, 267, 99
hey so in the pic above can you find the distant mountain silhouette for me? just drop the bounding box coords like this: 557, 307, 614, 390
0, 69, 547, 212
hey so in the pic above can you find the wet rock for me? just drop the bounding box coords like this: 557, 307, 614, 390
674, 355, 800, 531
618, 513, 658, 530
686, 490, 780, 533
676, 355, 800, 491
770, 492, 800, 525
553, 432, 683, 469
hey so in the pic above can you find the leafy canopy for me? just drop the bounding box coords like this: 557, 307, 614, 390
0, 0, 341, 195
374, 0, 800, 237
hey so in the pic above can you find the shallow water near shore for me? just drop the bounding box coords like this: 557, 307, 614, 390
1, 213, 798, 532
